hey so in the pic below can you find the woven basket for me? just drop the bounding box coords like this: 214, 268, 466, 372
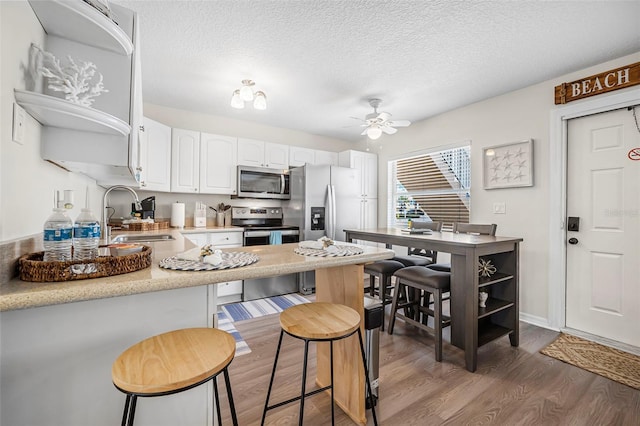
18, 245, 152, 282
125, 221, 170, 231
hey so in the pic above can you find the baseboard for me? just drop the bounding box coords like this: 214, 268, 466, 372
519, 312, 557, 331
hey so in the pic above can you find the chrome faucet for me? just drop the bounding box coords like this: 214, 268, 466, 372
102, 185, 142, 241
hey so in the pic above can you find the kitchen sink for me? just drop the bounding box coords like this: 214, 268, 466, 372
111, 234, 175, 243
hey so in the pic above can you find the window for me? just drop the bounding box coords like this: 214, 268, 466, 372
388, 145, 471, 230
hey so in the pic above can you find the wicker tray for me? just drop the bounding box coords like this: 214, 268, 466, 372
18, 245, 152, 282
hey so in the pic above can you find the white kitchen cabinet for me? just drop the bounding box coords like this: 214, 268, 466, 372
183, 231, 243, 302
171, 130, 238, 195
237, 138, 289, 169
315, 149, 339, 166
339, 149, 378, 198
21, 1, 143, 187
171, 128, 200, 193
200, 133, 237, 195
289, 146, 315, 166
138, 117, 171, 191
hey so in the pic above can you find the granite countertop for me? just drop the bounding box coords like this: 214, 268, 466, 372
0, 229, 394, 312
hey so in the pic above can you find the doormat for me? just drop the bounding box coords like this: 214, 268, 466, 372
217, 311, 251, 356
540, 333, 640, 390
221, 293, 310, 323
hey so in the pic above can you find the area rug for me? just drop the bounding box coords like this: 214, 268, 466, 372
217, 311, 251, 356
540, 333, 640, 390
221, 293, 310, 323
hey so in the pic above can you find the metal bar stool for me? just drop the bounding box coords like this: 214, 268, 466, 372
388, 267, 451, 361
261, 302, 378, 425
112, 328, 239, 426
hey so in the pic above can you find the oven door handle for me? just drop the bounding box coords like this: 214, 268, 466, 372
244, 230, 300, 238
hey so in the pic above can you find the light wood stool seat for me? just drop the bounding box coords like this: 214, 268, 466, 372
112, 328, 238, 426
262, 302, 378, 425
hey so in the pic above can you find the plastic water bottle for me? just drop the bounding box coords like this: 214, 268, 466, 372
43, 208, 73, 262
73, 208, 100, 261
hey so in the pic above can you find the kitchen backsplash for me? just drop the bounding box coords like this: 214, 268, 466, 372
0, 234, 41, 284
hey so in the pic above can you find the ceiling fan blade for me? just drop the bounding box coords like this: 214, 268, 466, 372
349, 116, 367, 123
377, 112, 392, 122
382, 126, 397, 135
388, 120, 411, 127
360, 128, 369, 136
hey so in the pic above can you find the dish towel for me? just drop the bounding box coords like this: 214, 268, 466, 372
269, 231, 282, 245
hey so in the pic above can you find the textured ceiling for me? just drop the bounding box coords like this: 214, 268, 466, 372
114, 0, 640, 142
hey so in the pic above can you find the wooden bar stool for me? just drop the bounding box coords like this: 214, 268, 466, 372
261, 302, 378, 425
112, 328, 238, 426
389, 267, 451, 361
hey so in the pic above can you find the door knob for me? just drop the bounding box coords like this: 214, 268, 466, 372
568, 237, 579, 245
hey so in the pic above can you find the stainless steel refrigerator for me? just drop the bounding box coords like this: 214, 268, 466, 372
285, 164, 361, 294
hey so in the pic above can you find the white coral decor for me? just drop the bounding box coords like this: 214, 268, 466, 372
34, 45, 108, 107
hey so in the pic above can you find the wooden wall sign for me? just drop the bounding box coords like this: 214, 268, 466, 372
554, 62, 640, 104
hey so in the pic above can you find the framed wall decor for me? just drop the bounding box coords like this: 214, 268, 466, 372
483, 139, 533, 189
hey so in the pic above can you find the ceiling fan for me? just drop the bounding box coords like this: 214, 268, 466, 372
351, 99, 411, 140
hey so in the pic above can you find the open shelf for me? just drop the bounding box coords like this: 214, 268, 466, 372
479, 272, 513, 288
478, 324, 513, 347
28, 0, 133, 55
15, 90, 131, 136
477, 298, 514, 319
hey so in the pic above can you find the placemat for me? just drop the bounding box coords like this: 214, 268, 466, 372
294, 245, 364, 257
159, 251, 259, 271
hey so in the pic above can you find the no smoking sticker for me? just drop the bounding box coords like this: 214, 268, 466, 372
629, 148, 640, 161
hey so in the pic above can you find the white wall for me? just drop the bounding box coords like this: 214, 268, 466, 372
0, 1, 105, 243
373, 52, 640, 324
144, 103, 355, 153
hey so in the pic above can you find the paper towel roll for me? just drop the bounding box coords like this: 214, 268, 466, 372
170, 202, 185, 228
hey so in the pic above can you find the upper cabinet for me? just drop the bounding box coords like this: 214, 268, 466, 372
200, 133, 237, 195
27, 0, 133, 55
171, 128, 200, 193
17, 1, 142, 187
139, 117, 171, 192
315, 149, 339, 166
171, 129, 238, 195
289, 146, 315, 167
339, 150, 378, 199
237, 138, 289, 169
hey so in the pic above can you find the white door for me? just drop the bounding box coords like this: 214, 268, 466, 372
566, 107, 640, 347
200, 133, 237, 194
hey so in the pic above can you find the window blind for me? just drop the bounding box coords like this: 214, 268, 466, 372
389, 146, 470, 229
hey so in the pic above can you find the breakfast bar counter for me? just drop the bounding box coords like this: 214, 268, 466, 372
0, 229, 392, 312
0, 230, 393, 426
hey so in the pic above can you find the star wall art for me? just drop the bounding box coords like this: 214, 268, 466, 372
483, 139, 533, 189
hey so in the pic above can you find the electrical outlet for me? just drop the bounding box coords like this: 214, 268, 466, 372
12, 103, 26, 145
493, 202, 506, 214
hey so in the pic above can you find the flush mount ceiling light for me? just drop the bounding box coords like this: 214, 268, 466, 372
231, 79, 267, 110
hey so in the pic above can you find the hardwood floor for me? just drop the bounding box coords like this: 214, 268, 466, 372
219, 308, 640, 425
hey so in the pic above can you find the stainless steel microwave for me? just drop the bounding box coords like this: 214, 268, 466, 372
236, 166, 290, 199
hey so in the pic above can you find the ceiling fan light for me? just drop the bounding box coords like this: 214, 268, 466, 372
253, 91, 267, 110
240, 80, 255, 101
230, 90, 244, 109
367, 126, 382, 140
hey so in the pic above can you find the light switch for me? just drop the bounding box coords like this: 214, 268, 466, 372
493, 202, 506, 214
12, 103, 26, 145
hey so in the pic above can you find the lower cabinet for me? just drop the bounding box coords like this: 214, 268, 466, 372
182, 231, 243, 303
0, 286, 212, 426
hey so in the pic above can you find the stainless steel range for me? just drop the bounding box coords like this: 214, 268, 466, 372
231, 207, 300, 301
